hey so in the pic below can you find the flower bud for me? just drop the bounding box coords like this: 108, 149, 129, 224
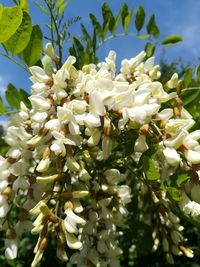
102, 136, 112, 160
162, 237, 169, 252
57, 233, 68, 261
66, 157, 80, 172
79, 168, 91, 181
36, 158, 50, 172
65, 232, 82, 250
31, 237, 47, 267
180, 245, 194, 258
36, 174, 61, 184
45, 43, 56, 60
72, 191, 89, 198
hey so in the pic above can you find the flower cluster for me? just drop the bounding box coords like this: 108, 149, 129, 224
0, 45, 199, 266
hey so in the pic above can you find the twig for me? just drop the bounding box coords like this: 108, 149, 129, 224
0, 52, 30, 74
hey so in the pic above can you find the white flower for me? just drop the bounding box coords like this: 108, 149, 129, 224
134, 135, 148, 153
29, 95, 51, 111
29, 66, 50, 84
163, 147, 181, 166
0, 195, 9, 218
5, 238, 19, 260
179, 193, 200, 217
184, 149, 200, 164
64, 209, 86, 233
65, 232, 83, 250
118, 185, 131, 204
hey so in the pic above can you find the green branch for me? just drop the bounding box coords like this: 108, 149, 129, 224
0, 52, 30, 74
97, 32, 138, 49
45, 0, 63, 68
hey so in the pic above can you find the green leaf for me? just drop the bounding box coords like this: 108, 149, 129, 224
5, 12, 32, 55
56, 0, 65, 8
72, 37, 85, 68
0, 4, 3, 20
124, 8, 133, 32
89, 14, 103, 39
181, 89, 200, 106
121, 3, 129, 29
196, 65, 200, 83
176, 174, 190, 187
184, 67, 193, 87
167, 187, 182, 201
112, 5, 123, 33
0, 97, 5, 114
135, 6, 145, 32
102, 19, 110, 41
20, 0, 29, 12
102, 2, 115, 32
162, 35, 183, 45
92, 28, 97, 52
57, 2, 69, 16
143, 156, 160, 180
22, 25, 43, 66
0, 6, 23, 43
145, 42, 155, 58
137, 34, 150, 39
73, 37, 84, 55
146, 15, 159, 39
5, 84, 21, 110
18, 88, 31, 108
81, 24, 92, 48
34, 1, 49, 16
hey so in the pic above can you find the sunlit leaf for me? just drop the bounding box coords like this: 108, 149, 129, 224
167, 187, 182, 201
58, 2, 69, 16
20, 0, 29, 12
0, 6, 23, 43
176, 174, 190, 187
143, 156, 160, 180
124, 8, 133, 32
112, 5, 123, 33
162, 35, 183, 45
5, 12, 32, 55
145, 42, 155, 58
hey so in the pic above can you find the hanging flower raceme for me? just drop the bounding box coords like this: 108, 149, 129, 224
0, 46, 198, 266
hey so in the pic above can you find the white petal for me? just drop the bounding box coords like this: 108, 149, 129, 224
45, 119, 61, 131
185, 149, 200, 164
89, 92, 106, 116
163, 147, 181, 166
65, 210, 86, 225
66, 233, 82, 250
5, 239, 18, 260
64, 218, 77, 233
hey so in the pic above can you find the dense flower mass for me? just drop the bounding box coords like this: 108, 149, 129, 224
0, 46, 199, 265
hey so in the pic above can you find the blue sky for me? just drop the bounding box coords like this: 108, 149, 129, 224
0, 0, 200, 127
